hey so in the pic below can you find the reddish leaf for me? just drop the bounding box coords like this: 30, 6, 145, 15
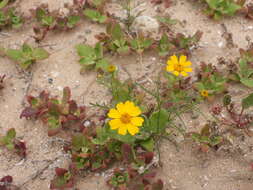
0, 176, 13, 183
55, 168, 68, 176
20, 107, 37, 119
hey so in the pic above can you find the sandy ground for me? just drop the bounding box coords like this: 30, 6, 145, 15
0, 0, 253, 189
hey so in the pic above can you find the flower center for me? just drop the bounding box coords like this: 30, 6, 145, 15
174, 64, 184, 72
120, 113, 131, 124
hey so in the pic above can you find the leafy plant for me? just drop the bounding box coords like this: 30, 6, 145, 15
0, 128, 27, 157
157, 34, 173, 57
97, 22, 130, 55
130, 36, 153, 54
32, 4, 82, 41
83, 9, 107, 23
202, 0, 243, 19
50, 167, 75, 190
195, 63, 227, 98
230, 48, 253, 88
211, 93, 253, 130
76, 42, 109, 72
1, 44, 49, 69
20, 87, 86, 136
0, 175, 19, 190
190, 124, 223, 152
107, 167, 164, 190
0, 8, 22, 29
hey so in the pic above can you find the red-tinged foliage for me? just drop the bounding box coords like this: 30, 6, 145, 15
14, 140, 27, 158
107, 167, 163, 190
20, 87, 86, 136
0, 128, 27, 158
0, 176, 19, 190
50, 167, 75, 190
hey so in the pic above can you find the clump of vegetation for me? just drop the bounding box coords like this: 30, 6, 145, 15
0, 44, 49, 69
194, 63, 227, 100
107, 167, 163, 190
50, 167, 75, 190
189, 124, 223, 152
20, 87, 86, 136
201, 0, 244, 19
0, 128, 26, 158
0, 0, 22, 29
76, 42, 109, 72
228, 47, 253, 88
0, 175, 18, 190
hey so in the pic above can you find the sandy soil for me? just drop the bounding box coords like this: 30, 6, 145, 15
0, 0, 253, 189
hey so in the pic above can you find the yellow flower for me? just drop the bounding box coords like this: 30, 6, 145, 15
108, 101, 144, 136
166, 55, 193, 77
108, 65, 116, 73
200, 90, 209, 97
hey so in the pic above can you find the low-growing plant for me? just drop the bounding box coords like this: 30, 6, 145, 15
211, 93, 253, 131
0, 44, 49, 69
0, 128, 26, 158
189, 124, 223, 152
76, 42, 109, 72
0, 7, 22, 29
20, 87, 86, 136
0, 175, 19, 190
107, 167, 163, 190
96, 22, 130, 55
194, 63, 227, 99
50, 167, 75, 190
229, 48, 253, 88
202, 0, 244, 19
83, 8, 107, 23
31, 4, 82, 41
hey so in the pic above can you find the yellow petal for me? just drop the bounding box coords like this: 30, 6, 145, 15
166, 60, 174, 66
131, 117, 144, 126
127, 124, 139, 136
109, 119, 121, 129
180, 71, 188, 77
170, 55, 178, 64
173, 71, 179, 76
166, 65, 174, 72
124, 101, 141, 117
179, 55, 187, 64
184, 67, 192, 72
182, 61, 192, 67
108, 109, 120, 119
116, 102, 125, 114
118, 125, 127, 135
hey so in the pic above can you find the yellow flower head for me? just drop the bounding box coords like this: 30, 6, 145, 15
108, 101, 144, 136
166, 55, 192, 77
200, 90, 209, 97
108, 65, 116, 73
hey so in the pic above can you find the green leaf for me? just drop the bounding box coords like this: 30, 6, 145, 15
148, 109, 169, 134
72, 133, 88, 151
140, 138, 154, 151
83, 9, 107, 23
6, 143, 14, 150
242, 93, 253, 109
32, 48, 49, 60
96, 59, 109, 71
76, 44, 95, 57
6, 49, 24, 62
240, 78, 253, 88
67, 15, 80, 28
7, 128, 16, 139
0, 0, 9, 9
